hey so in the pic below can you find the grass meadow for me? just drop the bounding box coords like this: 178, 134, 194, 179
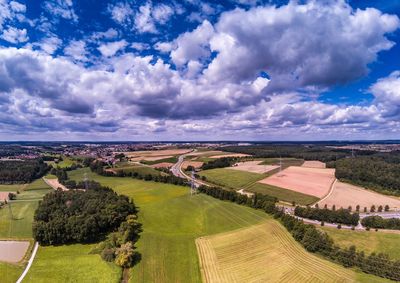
320, 226, 400, 260
248, 182, 319, 205
198, 168, 265, 189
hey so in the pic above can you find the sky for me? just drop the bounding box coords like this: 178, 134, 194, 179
0, 0, 399, 141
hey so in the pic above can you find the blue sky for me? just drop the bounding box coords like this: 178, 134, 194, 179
0, 0, 399, 141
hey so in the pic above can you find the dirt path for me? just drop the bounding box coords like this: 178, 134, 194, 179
42, 177, 68, 191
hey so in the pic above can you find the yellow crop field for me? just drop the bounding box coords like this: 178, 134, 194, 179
196, 220, 357, 283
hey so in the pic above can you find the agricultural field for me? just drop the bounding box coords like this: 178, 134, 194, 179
259, 166, 335, 198
320, 226, 400, 260
302, 160, 326, 168
24, 244, 121, 283
182, 160, 204, 169
198, 168, 264, 189
65, 168, 270, 283
141, 156, 178, 165
247, 183, 319, 205
230, 160, 279, 174
111, 164, 162, 176
122, 149, 192, 162
318, 181, 400, 211
0, 179, 52, 283
196, 220, 390, 283
260, 158, 304, 167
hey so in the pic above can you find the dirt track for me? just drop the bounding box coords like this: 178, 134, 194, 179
43, 178, 68, 191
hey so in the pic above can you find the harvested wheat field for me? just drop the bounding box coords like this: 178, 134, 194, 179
123, 149, 192, 158
318, 181, 400, 210
182, 161, 204, 169
258, 166, 335, 198
130, 155, 174, 162
150, 162, 174, 168
230, 161, 279, 174
196, 220, 356, 283
209, 153, 250, 158
0, 241, 30, 263
186, 150, 224, 157
302, 160, 326, 168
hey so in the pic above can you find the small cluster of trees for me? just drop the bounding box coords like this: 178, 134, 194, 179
198, 186, 400, 281
90, 161, 190, 187
33, 182, 137, 245
198, 185, 278, 213
201, 157, 239, 170
294, 206, 359, 226
0, 159, 50, 184
95, 214, 142, 268
361, 216, 400, 230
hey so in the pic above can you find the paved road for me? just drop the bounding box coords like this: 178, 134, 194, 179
170, 151, 209, 187
16, 242, 39, 283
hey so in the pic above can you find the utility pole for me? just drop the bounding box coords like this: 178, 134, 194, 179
8, 201, 13, 220
190, 169, 197, 195
84, 172, 89, 190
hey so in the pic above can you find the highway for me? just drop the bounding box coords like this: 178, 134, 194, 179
170, 151, 209, 187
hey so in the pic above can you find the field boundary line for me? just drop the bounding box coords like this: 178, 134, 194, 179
16, 241, 39, 283
315, 178, 337, 206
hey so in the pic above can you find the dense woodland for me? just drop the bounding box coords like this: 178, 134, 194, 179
201, 157, 239, 170
0, 159, 50, 183
220, 145, 360, 162
329, 155, 400, 195
33, 182, 137, 245
294, 206, 359, 226
199, 186, 400, 281
361, 216, 400, 230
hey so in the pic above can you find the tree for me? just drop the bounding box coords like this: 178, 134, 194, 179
348, 206, 352, 212
364, 207, 367, 213
356, 205, 360, 212
337, 224, 342, 229
371, 205, 376, 213
378, 205, 383, 212
115, 242, 137, 268
332, 205, 336, 211
385, 205, 390, 212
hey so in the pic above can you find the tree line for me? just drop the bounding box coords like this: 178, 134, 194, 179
294, 206, 359, 226
199, 185, 400, 281
201, 157, 239, 170
90, 160, 190, 187
0, 159, 50, 184
361, 216, 400, 230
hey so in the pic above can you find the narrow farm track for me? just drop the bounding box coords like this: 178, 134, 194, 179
196, 218, 356, 283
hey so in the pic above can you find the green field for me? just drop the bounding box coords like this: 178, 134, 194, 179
0, 180, 52, 239
113, 164, 162, 176
67, 168, 269, 282
248, 182, 319, 205
320, 226, 400, 260
0, 262, 24, 283
260, 157, 304, 167
54, 156, 75, 168
24, 244, 121, 283
198, 168, 264, 189
0, 179, 52, 283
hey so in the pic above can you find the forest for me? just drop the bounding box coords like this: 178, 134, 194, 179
201, 157, 239, 170
33, 182, 137, 245
329, 155, 400, 195
0, 159, 50, 183
220, 145, 360, 162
